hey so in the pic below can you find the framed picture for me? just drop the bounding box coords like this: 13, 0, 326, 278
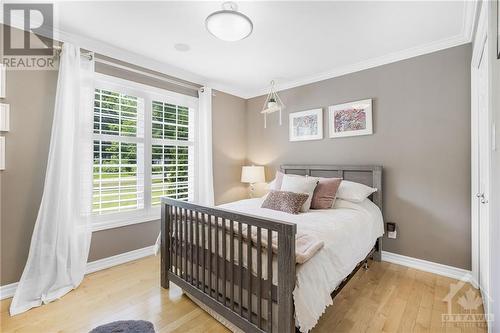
289, 108, 323, 141
0, 64, 5, 98
328, 99, 373, 138
0, 103, 10, 131
0, 136, 4, 170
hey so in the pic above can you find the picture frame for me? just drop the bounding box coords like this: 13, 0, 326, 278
0, 103, 10, 131
328, 99, 373, 138
0, 136, 5, 170
0, 64, 5, 98
289, 108, 323, 142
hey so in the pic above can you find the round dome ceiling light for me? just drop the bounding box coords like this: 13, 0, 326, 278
205, 1, 253, 42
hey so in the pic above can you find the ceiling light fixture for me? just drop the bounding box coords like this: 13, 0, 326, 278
205, 1, 253, 42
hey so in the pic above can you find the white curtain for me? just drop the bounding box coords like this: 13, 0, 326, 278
195, 87, 215, 206
10, 44, 95, 315
154, 86, 215, 255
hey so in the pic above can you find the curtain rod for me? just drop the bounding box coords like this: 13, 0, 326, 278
95, 57, 201, 92
53, 45, 201, 92
53, 45, 93, 60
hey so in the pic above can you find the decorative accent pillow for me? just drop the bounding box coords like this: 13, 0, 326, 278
261, 191, 309, 215
280, 175, 319, 212
336, 180, 377, 203
267, 170, 284, 191
310, 177, 342, 209
267, 171, 306, 191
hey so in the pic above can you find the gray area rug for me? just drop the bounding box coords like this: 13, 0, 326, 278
89, 320, 155, 333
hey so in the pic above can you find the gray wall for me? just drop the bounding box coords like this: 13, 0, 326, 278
246, 44, 472, 269
0, 26, 247, 285
0, 68, 58, 285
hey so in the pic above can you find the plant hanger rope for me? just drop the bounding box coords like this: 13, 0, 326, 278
260, 80, 285, 128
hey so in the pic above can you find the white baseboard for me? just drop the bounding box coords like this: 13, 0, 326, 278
85, 245, 156, 274
381, 250, 472, 282
0, 245, 156, 301
0, 282, 18, 301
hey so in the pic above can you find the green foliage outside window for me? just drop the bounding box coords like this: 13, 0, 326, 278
92, 88, 192, 214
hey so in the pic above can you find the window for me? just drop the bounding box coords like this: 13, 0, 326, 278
151, 101, 194, 205
93, 89, 144, 214
92, 74, 197, 230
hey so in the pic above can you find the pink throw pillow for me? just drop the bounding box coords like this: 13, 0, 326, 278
310, 178, 342, 209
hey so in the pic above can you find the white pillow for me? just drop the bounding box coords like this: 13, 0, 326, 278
336, 180, 377, 203
267, 179, 277, 191
268, 173, 304, 191
280, 175, 319, 212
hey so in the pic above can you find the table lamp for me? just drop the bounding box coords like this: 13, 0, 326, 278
241, 165, 265, 198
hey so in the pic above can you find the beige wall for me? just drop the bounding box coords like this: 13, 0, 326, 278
246, 44, 472, 269
0, 27, 247, 285
0, 69, 58, 285
212, 91, 248, 204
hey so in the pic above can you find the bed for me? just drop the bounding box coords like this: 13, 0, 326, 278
160, 164, 384, 333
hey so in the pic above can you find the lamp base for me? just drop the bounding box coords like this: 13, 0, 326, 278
249, 183, 255, 198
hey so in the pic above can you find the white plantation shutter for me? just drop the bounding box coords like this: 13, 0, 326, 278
91, 74, 198, 228
151, 101, 194, 205
92, 89, 145, 214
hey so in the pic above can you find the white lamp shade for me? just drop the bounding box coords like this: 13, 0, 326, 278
241, 166, 265, 183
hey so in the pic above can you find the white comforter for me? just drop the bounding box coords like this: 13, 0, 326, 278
219, 197, 384, 332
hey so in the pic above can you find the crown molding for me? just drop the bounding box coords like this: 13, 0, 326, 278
245, 3, 477, 99
242, 34, 470, 99
240, 0, 478, 99
2, 1, 478, 100
1, 12, 210, 90
215, 1, 476, 99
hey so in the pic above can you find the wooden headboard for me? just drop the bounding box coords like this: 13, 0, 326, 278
280, 164, 383, 210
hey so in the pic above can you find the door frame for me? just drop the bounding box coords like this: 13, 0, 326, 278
471, 0, 491, 316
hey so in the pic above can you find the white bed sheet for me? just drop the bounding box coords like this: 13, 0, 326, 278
218, 197, 384, 332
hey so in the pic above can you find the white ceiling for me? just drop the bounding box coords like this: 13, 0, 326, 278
46, 1, 476, 98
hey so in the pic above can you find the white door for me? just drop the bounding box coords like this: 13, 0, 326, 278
477, 39, 490, 313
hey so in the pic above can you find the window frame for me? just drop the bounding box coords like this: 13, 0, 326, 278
92, 73, 198, 232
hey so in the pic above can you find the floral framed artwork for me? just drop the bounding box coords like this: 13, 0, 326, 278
328, 99, 373, 138
289, 108, 323, 141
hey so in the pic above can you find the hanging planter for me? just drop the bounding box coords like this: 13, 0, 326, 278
260, 80, 285, 128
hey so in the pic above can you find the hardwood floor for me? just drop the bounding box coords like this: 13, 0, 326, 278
0, 256, 486, 333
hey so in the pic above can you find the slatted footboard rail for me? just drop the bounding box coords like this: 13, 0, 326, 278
160, 197, 297, 333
